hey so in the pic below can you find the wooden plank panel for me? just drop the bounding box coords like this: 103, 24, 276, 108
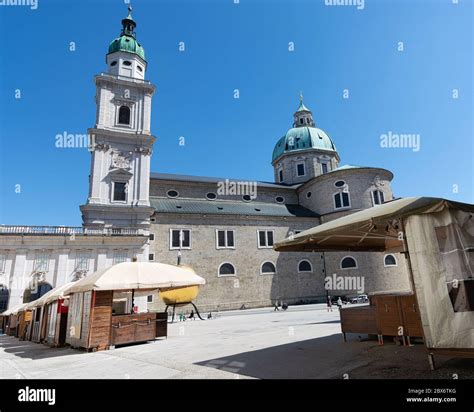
88, 291, 113, 349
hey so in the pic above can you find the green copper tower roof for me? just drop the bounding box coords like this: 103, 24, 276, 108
108, 6, 146, 61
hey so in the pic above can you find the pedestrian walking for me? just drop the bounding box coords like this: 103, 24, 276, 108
327, 295, 333, 312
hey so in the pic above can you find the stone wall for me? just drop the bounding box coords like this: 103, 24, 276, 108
148, 212, 411, 313
298, 167, 394, 216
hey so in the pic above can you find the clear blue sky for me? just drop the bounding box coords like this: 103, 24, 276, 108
0, 0, 472, 226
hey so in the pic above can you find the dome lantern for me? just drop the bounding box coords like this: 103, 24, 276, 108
293, 93, 315, 128
121, 6, 137, 38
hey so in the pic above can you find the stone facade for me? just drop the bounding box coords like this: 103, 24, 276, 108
146, 170, 411, 312
0, 9, 412, 314
0, 227, 149, 309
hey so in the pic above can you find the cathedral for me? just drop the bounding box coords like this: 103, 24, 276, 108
0, 9, 410, 313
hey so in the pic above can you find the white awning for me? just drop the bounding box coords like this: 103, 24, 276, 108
274, 197, 474, 252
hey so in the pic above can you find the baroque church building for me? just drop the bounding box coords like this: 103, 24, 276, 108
0, 9, 410, 313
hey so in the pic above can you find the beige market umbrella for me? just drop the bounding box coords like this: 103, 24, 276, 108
65, 262, 205, 294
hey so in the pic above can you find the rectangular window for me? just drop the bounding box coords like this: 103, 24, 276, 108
148, 253, 155, 261
75, 251, 90, 271
113, 182, 126, 201
335, 192, 350, 209
373, 190, 385, 205
296, 163, 305, 177
216, 230, 235, 249
278, 169, 283, 183
258, 230, 274, 248
342, 192, 350, 207
113, 250, 128, 264
147, 295, 154, 303
149, 233, 155, 241
0, 254, 6, 272
321, 162, 328, 174
34, 252, 50, 272
170, 229, 191, 249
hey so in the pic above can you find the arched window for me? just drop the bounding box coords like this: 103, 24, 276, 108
340, 256, 357, 270
384, 254, 397, 267
298, 260, 312, 273
23, 282, 53, 303
261, 261, 276, 275
0, 285, 9, 313
334, 191, 350, 209
118, 105, 131, 125
218, 263, 236, 277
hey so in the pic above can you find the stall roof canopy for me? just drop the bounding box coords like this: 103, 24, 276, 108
40, 282, 75, 306
26, 282, 75, 310
2, 303, 28, 316
274, 197, 474, 253
65, 262, 206, 294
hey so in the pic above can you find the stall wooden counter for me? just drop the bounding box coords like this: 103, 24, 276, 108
112, 312, 158, 346
340, 304, 377, 342
340, 292, 424, 345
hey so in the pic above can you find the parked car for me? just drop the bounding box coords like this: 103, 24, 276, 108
349, 295, 369, 304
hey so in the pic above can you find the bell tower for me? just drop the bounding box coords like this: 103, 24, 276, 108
80, 6, 156, 232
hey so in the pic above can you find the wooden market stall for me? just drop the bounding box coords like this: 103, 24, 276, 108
64, 262, 205, 351
27, 288, 57, 343
41, 282, 74, 347
275, 197, 474, 369
17, 305, 33, 341
24, 282, 74, 345
2, 303, 27, 336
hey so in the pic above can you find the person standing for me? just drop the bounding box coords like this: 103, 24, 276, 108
327, 295, 333, 312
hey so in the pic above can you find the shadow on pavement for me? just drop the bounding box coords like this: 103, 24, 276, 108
0, 335, 81, 360
195, 333, 371, 379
